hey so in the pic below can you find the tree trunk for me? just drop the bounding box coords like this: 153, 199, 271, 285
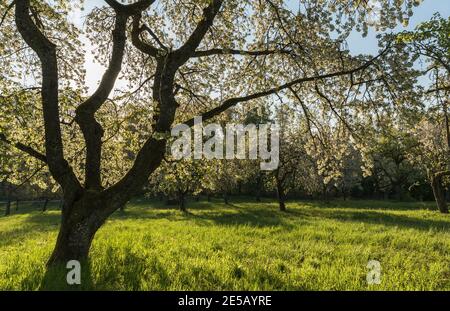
276, 180, 286, 212
223, 192, 229, 205
256, 192, 261, 202
42, 198, 49, 212
322, 184, 329, 203
207, 193, 211, 202
342, 189, 347, 201
4, 183, 11, 216
431, 175, 449, 214
256, 173, 262, 202
394, 184, 402, 201
179, 192, 187, 212
47, 197, 113, 266
4, 199, 11, 216
15, 199, 19, 211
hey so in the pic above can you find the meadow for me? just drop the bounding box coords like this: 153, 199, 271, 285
0, 198, 449, 290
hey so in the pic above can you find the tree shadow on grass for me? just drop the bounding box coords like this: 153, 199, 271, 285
187, 203, 302, 230
305, 208, 450, 232
306, 200, 437, 212
178, 200, 450, 232
0, 213, 60, 247
111, 200, 300, 229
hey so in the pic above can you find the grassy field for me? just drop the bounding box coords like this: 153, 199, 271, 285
0, 198, 449, 290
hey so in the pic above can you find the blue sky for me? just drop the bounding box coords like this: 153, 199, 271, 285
78, 0, 450, 91
346, 0, 450, 55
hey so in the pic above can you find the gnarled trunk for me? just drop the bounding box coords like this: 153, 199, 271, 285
47, 195, 114, 266
431, 174, 449, 214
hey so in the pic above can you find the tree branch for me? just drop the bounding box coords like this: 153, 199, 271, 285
131, 13, 160, 57
172, 0, 224, 66
104, 0, 156, 15
0, 0, 15, 27
75, 0, 156, 190
192, 48, 294, 58
183, 46, 390, 126
0, 133, 47, 163
14, 0, 80, 191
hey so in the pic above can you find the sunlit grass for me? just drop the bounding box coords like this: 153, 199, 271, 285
0, 198, 449, 290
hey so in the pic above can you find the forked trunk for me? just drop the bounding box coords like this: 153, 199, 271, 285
431, 175, 449, 214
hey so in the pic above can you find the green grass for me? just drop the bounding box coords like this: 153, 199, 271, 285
0, 198, 449, 290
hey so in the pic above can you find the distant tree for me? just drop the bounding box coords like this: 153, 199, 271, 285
411, 118, 450, 213
368, 125, 420, 200
154, 159, 208, 212
398, 14, 450, 212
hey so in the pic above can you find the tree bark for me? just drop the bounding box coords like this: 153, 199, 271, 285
4, 199, 11, 216
47, 196, 113, 266
276, 180, 286, 212
42, 198, 49, 212
256, 173, 262, 202
223, 192, 229, 205
322, 184, 329, 203
256, 192, 261, 203
179, 192, 187, 212
431, 174, 449, 214
4, 184, 11, 216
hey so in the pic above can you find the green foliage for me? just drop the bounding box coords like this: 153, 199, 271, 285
151, 159, 209, 199
0, 199, 449, 290
397, 13, 450, 59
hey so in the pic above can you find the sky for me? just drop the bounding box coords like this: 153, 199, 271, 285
346, 0, 450, 55
74, 0, 450, 93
